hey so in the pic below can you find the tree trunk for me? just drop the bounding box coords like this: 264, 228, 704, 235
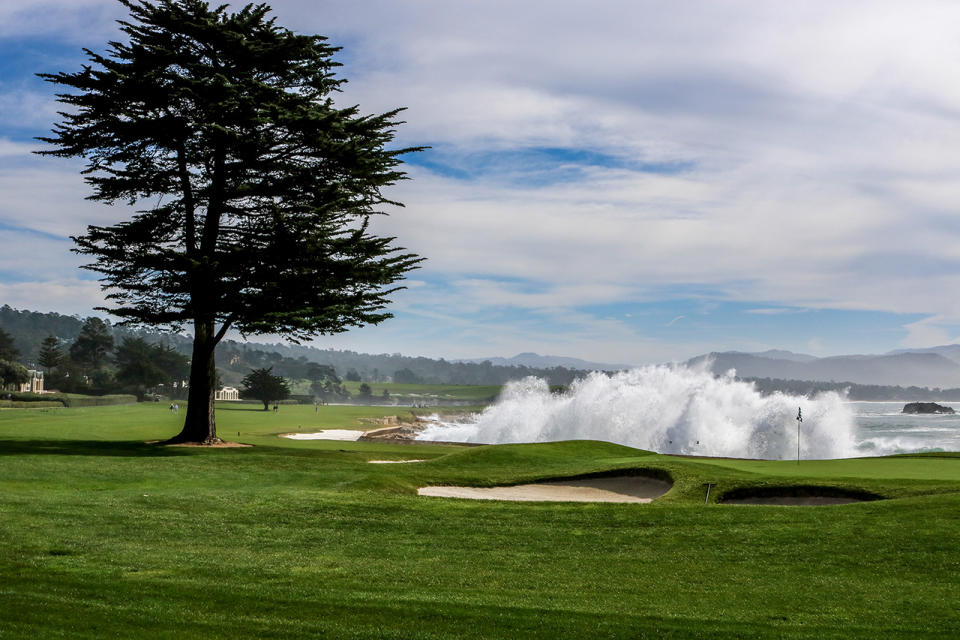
166, 319, 220, 444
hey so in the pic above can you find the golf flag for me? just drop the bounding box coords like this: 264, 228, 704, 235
797, 407, 802, 423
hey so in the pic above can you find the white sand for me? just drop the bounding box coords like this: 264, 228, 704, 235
368, 459, 426, 464
418, 476, 672, 503
281, 429, 365, 441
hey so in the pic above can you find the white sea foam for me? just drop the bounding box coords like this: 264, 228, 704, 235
417, 364, 862, 459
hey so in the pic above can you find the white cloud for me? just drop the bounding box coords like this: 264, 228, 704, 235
0, 1, 122, 41
0, 228, 82, 280
746, 308, 810, 316
6, 0, 960, 360
0, 163, 135, 236
899, 317, 960, 349
0, 278, 105, 316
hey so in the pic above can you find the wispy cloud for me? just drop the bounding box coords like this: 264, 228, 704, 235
3, 0, 960, 361
745, 308, 811, 315
0, 1, 121, 41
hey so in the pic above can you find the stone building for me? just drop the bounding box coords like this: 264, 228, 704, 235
18, 370, 44, 394
215, 386, 240, 401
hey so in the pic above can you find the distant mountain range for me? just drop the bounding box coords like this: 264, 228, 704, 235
886, 344, 960, 364
466, 347, 960, 389
9, 303, 960, 389
454, 352, 631, 372
688, 348, 960, 388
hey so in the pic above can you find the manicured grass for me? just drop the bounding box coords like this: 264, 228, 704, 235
0, 404, 958, 638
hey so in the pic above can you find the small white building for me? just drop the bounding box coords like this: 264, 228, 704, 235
216, 386, 240, 401
18, 370, 44, 394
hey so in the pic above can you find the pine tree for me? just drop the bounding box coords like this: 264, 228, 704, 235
38, 335, 63, 372
39, 0, 422, 442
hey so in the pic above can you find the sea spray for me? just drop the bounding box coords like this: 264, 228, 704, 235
417, 364, 860, 459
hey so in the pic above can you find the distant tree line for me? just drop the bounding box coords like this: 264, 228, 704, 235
12, 306, 960, 402
0, 318, 188, 400
742, 376, 960, 401
2, 306, 592, 388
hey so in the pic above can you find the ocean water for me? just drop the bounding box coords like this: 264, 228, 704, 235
851, 401, 960, 456
416, 366, 960, 459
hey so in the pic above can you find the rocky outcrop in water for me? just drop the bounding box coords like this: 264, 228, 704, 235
902, 402, 955, 414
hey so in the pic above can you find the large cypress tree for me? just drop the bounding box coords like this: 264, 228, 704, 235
39, 0, 422, 443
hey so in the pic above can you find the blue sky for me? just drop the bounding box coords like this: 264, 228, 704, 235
3, 0, 960, 364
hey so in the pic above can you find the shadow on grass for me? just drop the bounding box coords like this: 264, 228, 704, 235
0, 439, 189, 457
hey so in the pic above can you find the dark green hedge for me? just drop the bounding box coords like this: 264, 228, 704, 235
0, 392, 137, 408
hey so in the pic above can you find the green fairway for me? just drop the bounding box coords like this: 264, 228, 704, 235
1, 404, 958, 638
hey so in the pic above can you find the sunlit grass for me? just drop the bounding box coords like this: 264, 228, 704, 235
0, 403, 958, 638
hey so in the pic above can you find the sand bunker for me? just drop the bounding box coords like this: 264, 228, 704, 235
722, 496, 865, 505
720, 486, 879, 506
281, 430, 365, 441
418, 475, 672, 503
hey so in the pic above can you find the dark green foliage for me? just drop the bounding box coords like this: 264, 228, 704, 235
0, 392, 137, 408
114, 337, 189, 399
306, 361, 348, 402
240, 367, 290, 410
743, 376, 960, 401
68, 318, 114, 370
151, 343, 190, 382
38, 0, 422, 442
357, 382, 372, 401
37, 336, 63, 372
113, 339, 161, 394
44, 357, 91, 395
0, 305, 194, 368
345, 368, 362, 382
309, 379, 350, 403
87, 368, 117, 395
0, 360, 29, 388
306, 362, 339, 384
60, 393, 139, 408
0, 305, 90, 363
393, 367, 422, 384
0, 328, 19, 362
4, 307, 595, 388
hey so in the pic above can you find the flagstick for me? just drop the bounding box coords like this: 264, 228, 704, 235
796, 407, 802, 465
